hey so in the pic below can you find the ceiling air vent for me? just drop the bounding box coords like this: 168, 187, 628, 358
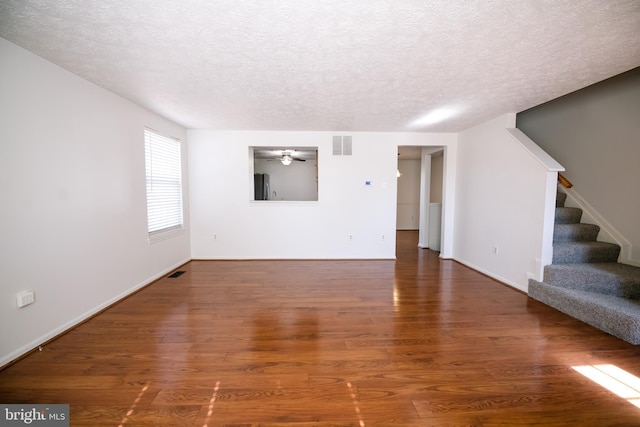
332, 136, 352, 155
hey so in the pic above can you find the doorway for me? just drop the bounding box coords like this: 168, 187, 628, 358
396, 146, 444, 252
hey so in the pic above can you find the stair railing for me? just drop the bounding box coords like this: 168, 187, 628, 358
558, 172, 573, 188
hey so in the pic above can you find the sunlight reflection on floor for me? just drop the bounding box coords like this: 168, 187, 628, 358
202, 380, 221, 427
346, 381, 366, 427
572, 364, 640, 409
118, 382, 149, 427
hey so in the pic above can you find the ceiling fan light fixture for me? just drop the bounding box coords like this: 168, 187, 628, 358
281, 154, 293, 166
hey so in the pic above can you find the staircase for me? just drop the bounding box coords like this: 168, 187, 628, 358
529, 190, 640, 344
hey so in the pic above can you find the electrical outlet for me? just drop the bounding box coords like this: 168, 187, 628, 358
17, 291, 35, 308
349, 234, 353, 240
492, 246, 499, 255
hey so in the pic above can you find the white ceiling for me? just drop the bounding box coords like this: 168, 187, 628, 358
1, 1, 639, 132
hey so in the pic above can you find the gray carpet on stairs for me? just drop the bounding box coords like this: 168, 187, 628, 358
528, 190, 640, 344
529, 279, 640, 344
554, 223, 600, 242
543, 263, 640, 299
552, 241, 621, 263
555, 207, 583, 224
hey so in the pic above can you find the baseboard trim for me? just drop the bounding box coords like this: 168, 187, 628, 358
453, 257, 528, 294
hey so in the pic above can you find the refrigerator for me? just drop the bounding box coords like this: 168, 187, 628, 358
254, 173, 270, 200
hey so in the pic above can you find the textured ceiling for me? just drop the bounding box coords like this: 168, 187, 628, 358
1, 0, 639, 132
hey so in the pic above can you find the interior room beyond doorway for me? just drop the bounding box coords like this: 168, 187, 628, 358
396, 146, 444, 251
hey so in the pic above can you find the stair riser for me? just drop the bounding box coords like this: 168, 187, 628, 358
555, 207, 582, 224
553, 246, 620, 264
553, 224, 600, 242
556, 192, 567, 207
543, 271, 640, 299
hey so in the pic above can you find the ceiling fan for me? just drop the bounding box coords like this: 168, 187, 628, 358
265, 150, 307, 165
280, 151, 306, 165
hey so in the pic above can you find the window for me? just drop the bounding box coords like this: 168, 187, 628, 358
144, 128, 183, 238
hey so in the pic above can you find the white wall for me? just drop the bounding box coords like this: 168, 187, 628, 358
454, 114, 558, 292
0, 39, 190, 366
189, 131, 456, 259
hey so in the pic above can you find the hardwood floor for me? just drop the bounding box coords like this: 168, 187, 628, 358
2, 230, 640, 426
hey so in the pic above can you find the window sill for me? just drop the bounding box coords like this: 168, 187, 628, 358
148, 226, 185, 244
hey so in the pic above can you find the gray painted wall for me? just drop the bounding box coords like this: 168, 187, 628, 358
517, 67, 640, 265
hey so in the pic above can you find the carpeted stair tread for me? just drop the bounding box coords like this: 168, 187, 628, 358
555, 207, 582, 224
554, 223, 600, 242
544, 263, 640, 299
553, 241, 620, 264
529, 279, 640, 344
556, 192, 567, 207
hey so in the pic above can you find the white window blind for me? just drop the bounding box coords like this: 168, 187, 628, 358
144, 129, 183, 237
